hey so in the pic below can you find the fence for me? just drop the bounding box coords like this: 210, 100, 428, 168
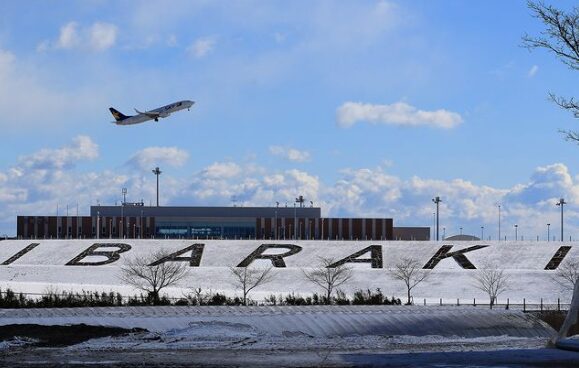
0, 289, 572, 311
421, 297, 571, 312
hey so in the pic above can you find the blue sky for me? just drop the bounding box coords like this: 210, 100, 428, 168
1, 0, 579, 239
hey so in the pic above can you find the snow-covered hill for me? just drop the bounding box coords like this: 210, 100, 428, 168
0, 240, 576, 303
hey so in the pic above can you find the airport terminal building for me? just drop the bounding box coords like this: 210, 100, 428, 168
17, 204, 429, 241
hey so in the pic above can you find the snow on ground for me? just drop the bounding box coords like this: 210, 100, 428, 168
1, 239, 577, 304
2, 305, 578, 367
0, 239, 579, 304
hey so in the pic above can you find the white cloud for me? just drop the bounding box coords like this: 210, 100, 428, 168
127, 147, 189, 170
57, 22, 80, 49
187, 36, 216, 58
4, 137, 579, 241
202, 162, 241, 179
89, 22, 118, 51
18, 135, 98, 170
38, 21, 117, 52
336, 101, 463, 129
269, 146, 311, 162
0, 49, 15, 75
528, 65, 539, 78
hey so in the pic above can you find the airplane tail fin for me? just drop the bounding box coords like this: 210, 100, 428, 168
109, 107, 129, 122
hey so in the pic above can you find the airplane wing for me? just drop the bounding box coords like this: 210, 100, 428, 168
135, 108, 161, 119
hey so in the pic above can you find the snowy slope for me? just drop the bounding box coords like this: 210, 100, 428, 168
0, 240, 577, 302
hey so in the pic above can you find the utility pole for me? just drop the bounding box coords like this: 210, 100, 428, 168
556, 198, 566, 242
432, 196, 441, 241
497, 204, 501, 241
152, 167, 162, 207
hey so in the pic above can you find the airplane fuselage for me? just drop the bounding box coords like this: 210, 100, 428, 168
110, 100, 194, 125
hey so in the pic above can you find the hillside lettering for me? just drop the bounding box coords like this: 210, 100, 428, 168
66, 243, 132, 266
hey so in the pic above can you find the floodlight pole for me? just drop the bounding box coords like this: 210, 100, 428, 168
432, 196, 441, 241
152, 167, 162, 207
497, 204, 501, 242
556, 198, 567, 242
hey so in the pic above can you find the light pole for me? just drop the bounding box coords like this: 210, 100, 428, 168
481, 226, 484, 241
109, 219, 112, 239
140, 210, 144, 239
432, 196, 441, 241
514, 224, 518, 241
442, 227, 446, 240
497, 203, 501, 242
96, 211, 100, 239
556, 198, 566, 242
547, 223, 551, 242
293, 202, 297, 240
122, 187, 127, 205
152, 167, 162, 207
432, 212, 435, 240
460, 227, 463, 235
274, 210, 278, 240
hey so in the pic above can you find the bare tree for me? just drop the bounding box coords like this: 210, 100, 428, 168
120, 249, 189, 304
302, 257, 353, 304
523, 1, 579, 140
472, 265, 509, 309
552, 259, 579, 291
229, 266, 274, 305
390, 257, 430, 305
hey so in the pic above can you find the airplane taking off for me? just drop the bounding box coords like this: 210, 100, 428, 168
109, 100, 194, 125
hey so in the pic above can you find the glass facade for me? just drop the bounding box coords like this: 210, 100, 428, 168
155, 221, 256, 239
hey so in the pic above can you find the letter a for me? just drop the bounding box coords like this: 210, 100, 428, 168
148, 244, 205, 267
328, 245, 383, 269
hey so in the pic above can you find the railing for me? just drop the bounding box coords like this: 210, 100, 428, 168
0, 290, 571, 312
420, 297, 570, 312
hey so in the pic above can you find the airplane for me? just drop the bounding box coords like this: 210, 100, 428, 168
109, 100, 195, 125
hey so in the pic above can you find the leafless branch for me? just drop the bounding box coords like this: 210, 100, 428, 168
523, 1, 579, 70
472, 264, 509, 309
390, 257, 430, 305
302, 257, 353, 304
119, 249, 189, 304
552, 259, 579, 291
229, 266, 274, 305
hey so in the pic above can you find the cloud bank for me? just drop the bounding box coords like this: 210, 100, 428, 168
337, 101, 463, 129
1, 137, 578, 241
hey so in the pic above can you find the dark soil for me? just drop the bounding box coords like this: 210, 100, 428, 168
534, 310, 579, 336
0, 324, 146, 347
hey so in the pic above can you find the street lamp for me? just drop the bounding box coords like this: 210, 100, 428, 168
497, 203, 501, 241
556, 198, 566, 242
274, 210, 278, 240
442, 227, 446, 240
481, 226, 484, 241
152, 167, 162, 207
122, 187, 127, 205
459, 227, 463, 235
514, 224, 518, 241
96, 211, 100, 239
547, 223, 551, 242
432, 196, 442, 241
